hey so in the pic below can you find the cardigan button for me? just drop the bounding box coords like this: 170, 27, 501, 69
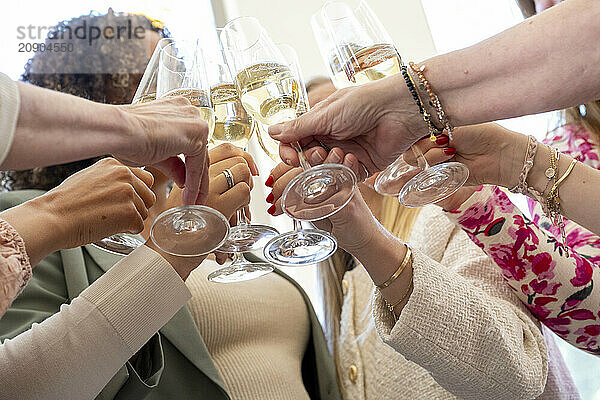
348, 364, 358, 383
342, 279, 349, 296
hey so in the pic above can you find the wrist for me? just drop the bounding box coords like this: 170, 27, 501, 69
378, 74, 428, 150
497, 129, 529, 188
144, 240, 205, 281
353, 223, 407, 285
107, 105, 139, 158
1, 196, 64, 264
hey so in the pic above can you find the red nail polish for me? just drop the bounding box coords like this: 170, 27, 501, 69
267, 205, 276, 215
266, 193, 274, 203
443, 147, 456, 156
265, 176, 274, 187
436, 135, 449, 145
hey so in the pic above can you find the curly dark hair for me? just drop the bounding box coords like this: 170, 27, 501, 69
1, 9, 169, 191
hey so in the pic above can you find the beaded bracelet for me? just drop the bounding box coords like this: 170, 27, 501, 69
400, 65, 443, 139
409, 62, 453, 140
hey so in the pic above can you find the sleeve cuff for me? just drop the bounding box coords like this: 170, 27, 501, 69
0, 73, 19, 166
80, 245, 191, 353
372, 247, 470, 356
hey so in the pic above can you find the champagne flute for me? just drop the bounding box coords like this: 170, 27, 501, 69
320, 0, 469, 207
93, 37, 173, 255
206, 34, 278, 282
264, 44, 342, 266
311, 11, 352, 89
220, 19, 349, 266
150, 39, 230, 257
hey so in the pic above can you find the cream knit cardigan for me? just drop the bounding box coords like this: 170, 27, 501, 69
337, 205, 579, 400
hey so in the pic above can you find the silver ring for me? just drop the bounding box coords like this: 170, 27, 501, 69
222, 168, 235, 189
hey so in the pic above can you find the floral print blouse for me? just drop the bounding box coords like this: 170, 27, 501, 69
445, 125, 599, 355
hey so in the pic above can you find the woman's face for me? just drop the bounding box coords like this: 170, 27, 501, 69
533, 0, 562, 13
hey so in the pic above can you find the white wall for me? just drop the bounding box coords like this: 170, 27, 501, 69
213, 0, 437, 79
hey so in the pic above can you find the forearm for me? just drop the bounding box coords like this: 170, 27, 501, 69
527, 145, 600, 235
2, 82, 133, 170
422, 0, 600, 126
349, 219, 413, 315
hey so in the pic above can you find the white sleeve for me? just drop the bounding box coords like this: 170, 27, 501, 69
0, 245, 191, 400
0, 73, 19, 166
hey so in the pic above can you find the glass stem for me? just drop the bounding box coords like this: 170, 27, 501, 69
411, 144, 429, 170
291, 142, 311, 171
292, 219, 302, 232
231, 252, 244, 266
236, 208, 247, 227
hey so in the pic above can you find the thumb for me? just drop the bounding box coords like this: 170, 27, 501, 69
151, 157, 186, 188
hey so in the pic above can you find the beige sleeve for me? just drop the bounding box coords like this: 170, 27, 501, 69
0, 245, 191, 400
0, 73, 19, 166
372, 248, 548, 400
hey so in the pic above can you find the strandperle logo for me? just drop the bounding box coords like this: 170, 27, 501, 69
17, 19, 148, 46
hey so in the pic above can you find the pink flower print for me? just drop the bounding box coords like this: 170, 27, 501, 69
508, 215, 539, 253
529, 252, 556, 281
488, 187, 515, 213
489, 244, 527, 281
574, 324, 600, 353
457, 200, 495, 231
570, 256, 593, 287
565, 228, 600, 251
544, 317, 572, 337
529, 279, 561, 296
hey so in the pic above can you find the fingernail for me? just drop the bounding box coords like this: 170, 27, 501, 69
436, 135, 449, 145
310, 151, 325, 165
443, 147, 456, 156
330, 151, 342, 163
266, 193, 274, 203
267, 204, 276, 215
265, 176, 274, 187
269, 124, 283, 137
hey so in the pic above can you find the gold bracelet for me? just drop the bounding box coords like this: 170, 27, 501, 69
409, 62, 453, 140
546, 158, 577, 252
385, 280, 413, 315
376, 247, 412, 289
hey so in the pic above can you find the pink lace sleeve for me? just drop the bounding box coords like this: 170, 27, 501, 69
0, 218, 31, 318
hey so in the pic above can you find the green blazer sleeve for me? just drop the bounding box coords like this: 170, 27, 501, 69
0, 190, 168, 400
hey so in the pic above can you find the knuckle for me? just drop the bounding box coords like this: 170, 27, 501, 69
219, 143, 236, 154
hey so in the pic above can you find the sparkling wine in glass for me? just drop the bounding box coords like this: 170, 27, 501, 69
205, 37, 278, 282
321, 0, 469, 207
221, 19, 351, 266
150, 39, 230, 257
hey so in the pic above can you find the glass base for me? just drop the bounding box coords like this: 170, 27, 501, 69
207, 262, 273, 283
150, 205, 230, 257
399, 162, 469, 208
218, 224, 279, 253
282, 164, 357, 221
263, 228, 337, 266
92, 233, 144, 256
374, 155, 419, 196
